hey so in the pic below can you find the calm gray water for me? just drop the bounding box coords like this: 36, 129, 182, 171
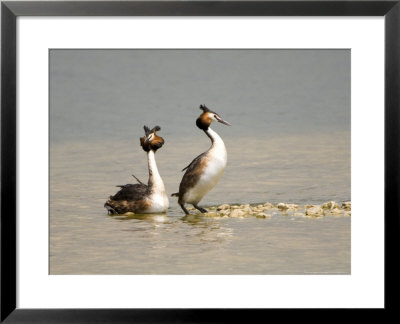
49, 50, 350, 274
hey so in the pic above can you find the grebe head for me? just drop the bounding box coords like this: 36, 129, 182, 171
140, 125, 165, 152
196, 104, 231, 131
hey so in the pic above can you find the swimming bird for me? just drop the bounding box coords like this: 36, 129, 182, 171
172, 105, 231, 214
104, 126, 169, 215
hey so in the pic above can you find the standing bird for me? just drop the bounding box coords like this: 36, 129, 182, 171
104, 126, 169, 215
172, 105, 231, 214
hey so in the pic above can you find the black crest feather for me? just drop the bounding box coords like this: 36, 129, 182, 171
199, 104, 210, 112
151, 126, 161, 133
199, 104, 217, 115
143, 125, 151, 135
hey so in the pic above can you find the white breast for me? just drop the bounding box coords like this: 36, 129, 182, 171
184, 144, 227, 205
143, 192, 169, 213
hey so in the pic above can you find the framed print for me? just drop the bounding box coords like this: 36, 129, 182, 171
1, 0, 399, 322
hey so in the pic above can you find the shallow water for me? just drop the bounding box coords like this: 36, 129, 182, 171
49, 49, 350, 274
50, 211, 350, 275
50, 134, 350, 274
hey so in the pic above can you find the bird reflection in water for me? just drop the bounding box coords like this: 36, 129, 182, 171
111, 212, 169, 224
109, 210, 234, 245
181, 213, 234, 244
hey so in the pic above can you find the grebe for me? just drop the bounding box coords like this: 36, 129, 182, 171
104, 126, 169, 215
172, 105, 231, 214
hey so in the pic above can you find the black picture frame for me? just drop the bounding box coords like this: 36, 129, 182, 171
1, 0, 399, 322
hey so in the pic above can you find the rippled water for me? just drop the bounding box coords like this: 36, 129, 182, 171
49, 49, 350, 274
50, 134, 350, 274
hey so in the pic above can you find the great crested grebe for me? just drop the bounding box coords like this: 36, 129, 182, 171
172, 105, 231, 214
104, 126, 169, 215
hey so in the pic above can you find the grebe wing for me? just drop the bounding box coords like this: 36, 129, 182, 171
181, 152, 207, 172
111, 183, 148, 201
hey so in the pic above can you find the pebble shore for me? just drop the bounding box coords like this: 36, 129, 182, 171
187, 201, 351, 218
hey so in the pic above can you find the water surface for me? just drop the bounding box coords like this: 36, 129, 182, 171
50, 134, 350, 274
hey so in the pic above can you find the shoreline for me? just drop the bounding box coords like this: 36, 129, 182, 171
189, 201, 351, 218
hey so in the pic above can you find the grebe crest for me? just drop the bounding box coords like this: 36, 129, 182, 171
140, 125, 164, 152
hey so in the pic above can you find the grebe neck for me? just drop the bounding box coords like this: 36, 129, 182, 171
147, 150, 165, 192
205, 127, 225, 150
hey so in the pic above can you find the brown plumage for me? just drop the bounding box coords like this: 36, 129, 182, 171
175, 152, 208, 204
104, 184, 151, 214
105, 184, 151, 214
